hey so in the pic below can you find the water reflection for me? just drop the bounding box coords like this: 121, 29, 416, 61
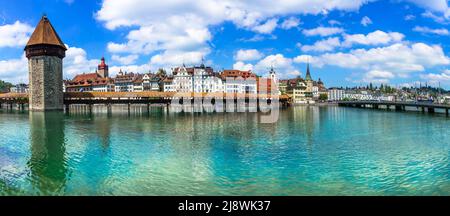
28, 112, 68, 195
1, 106, 449, 195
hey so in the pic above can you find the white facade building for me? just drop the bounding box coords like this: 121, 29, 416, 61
192, 66, 223, 93
224, 78, 257, 94
328, 89, 345, 101
165, 66, 193, 92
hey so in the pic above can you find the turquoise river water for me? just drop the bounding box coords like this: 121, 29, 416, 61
0, 106, 449, 195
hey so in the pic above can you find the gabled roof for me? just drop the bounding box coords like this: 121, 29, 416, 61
25, 16, 66, 50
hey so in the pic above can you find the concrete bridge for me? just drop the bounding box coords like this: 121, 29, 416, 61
338, 101, 450, 116
0, 92, 291, 113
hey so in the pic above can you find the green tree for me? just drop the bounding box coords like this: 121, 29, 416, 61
319, 93, 328, 101
0, 80, 13, 93
156, 68, 167, 77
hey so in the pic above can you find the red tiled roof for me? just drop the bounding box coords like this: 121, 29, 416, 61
72, 73, 101, 83
221, 70, 256, 79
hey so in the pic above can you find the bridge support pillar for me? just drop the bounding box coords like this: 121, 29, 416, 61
88, 104, 93, 114
65, 104, 70, 113
146, 103, 150, 114
421, 107, 425, 113
9, 102, 13, 110
446, 109, 449, 117
128, 103, 131, 115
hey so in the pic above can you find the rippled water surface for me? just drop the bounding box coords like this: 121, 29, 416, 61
0, 106, 449, 195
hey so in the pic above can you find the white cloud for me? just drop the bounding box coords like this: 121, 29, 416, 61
301, 37, 341, 52
302, 26, 344, 37
421, 11, 450, 24
234, 49, 264, 61
107, 24, 212, 55
150, 49, 209, 67
0, 45, 102, 83
0, 55, 28, 83
405, 0, 449, 13
300, 43, 450, 76
97, 0, 370, 30
405, 14, 416, 20
420, 69, 450, 82
64, 45, 100, 79
342, 30, 404, 47
96, 0, 369, 68
111, 54, 139, 65
293, 55, 322, 66
233, 61, 254, 71
362, 70, 395, 83
252, 18, 278, 34
328, 20, 342, 26
413, 26, 449, 35
255, 54, 300, 78
109, 64, 151, 76
0, 21, 33, 48
280, 17, 301, 29
361, 16, 372, 26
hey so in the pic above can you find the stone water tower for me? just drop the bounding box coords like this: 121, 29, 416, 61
25, 16, 67, 111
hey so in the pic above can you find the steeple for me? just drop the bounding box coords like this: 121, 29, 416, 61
269, 65, 275, 74
200, 56, 205, 68
305, 62, 312, 81
97, 57, 109, 78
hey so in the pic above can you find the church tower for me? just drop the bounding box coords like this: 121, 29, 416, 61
305, 62, 314, 95
305, 62, 312, 81
269, 65, 278, 84
97, 57, 109, 78
25, 16, 67, 111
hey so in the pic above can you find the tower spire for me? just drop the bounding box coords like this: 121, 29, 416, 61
305, 60, 312, 81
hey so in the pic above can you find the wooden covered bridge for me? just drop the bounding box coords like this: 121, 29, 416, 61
0, 92, 292, 112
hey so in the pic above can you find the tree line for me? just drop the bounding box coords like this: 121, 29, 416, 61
0, 80, 13, 93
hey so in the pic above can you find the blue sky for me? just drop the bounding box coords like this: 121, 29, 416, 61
1, 0, 450, 89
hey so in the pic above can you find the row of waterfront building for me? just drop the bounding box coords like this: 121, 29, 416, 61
59, 57, 327, 104
63, 58, 279, 94
10, 56, 449, 104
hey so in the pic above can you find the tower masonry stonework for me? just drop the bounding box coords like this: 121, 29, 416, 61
25, 16, 67, 111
